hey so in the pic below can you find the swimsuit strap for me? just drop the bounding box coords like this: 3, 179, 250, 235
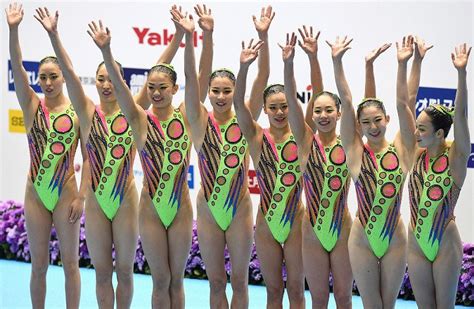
263, 130, 301, 244
92, 107, 133, 220
415, 148, 453, 261
311, 136, 349, 252
206, 113, 248, 231
32, 102, 77, 211
364, 143, 405, 258
142, 108, 190, 228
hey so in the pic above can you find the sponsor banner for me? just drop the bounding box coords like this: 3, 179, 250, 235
469, 144, 474, 169
248, 169, 260, 194
297, 84, 313, 104
133, 27, 203, 48
415, 86, 456, 117
188, 165, 194, 189
8, 109, 26, 133
8, 60, 41, 93
123, 67, 149, 96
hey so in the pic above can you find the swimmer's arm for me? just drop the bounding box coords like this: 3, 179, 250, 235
247, 5, 274, 120
6, 4, 39, 119
36, 8, 94, 124
364, 42, 392, 99
408, 37, 433, 118
194, 4, 214, 103
298, 25, 322, 132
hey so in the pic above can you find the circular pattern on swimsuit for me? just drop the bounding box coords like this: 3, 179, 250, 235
217, 176, 226, 185
381, 151, 399, 171
225, 154, 239, 168
104, 167, 112, 176
381, 183, 396, 198
50, 142, 65, 155
419, 208, 428, 217
329, 176, 342, 191
167, 119, 184, 140
53, 114, 73, 133
111, 115, 128, 135
111, 145, 125, 159
443, 178, 451, 186
226, 123, 242, 144
169, 150, 183, 165
281, 172, 296, 186
373, 205, 383, 215
427, 185, 443, 201
321, 198, 330, 208
162, 173, 170, 181
432, 155, 448, 174
273, 193, 282, 202
282, 141, 298, 163
42, 160, 50, 168
330, 145, 346, 165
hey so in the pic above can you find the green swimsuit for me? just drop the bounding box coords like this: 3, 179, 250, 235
27, 100, 78, 211
86, 106, 134, 220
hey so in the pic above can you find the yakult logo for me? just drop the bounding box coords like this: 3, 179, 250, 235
133, 27, 203, 48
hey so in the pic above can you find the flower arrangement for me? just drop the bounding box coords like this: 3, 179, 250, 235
1, 200, 473, 305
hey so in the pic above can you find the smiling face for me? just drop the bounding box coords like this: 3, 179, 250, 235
208, 76, 235, 114
264, 92, 288, 128
38, 62, 64, 98
146, 71, 178, 108
358, 105, 390, 143
312, 94, 341, 133
95, 64, 117, 103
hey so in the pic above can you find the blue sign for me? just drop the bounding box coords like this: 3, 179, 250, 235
188, 165, 194, 189
123, 67, 148, 96
415, 86, 456, 117
469, 144, 474, 169
8, 60, 42, 93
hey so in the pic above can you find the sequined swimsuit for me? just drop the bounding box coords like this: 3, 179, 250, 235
355, 144, 405, 258
198, 113, 248, 231
27, 100, 78, 211
139, 108, 191, 228
86, 106, 135, 220
408, 148, 460, 261
304, 135, 350, 252
256, 130, 302, 244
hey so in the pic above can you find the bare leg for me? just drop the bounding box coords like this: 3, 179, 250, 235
167, 200, 193, 309
348, 218, 382, 308
52, 182, 81, 309
302, 214, 330, 309
255, 211, 284, 309
112, 185, 139, 309
380, 218, 407, 309
85, 197, 114, 308
139, 193, 171, 308
330, 212, 353, 309
407, 225, 436, 308
24, 184, 53, 309
283, 207, 305, 309
433, 221, 462, 309
225, 193, 253, 309
197, 196, 229, 309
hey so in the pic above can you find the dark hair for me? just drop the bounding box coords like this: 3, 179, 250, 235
422, 104, 454, 138
209, 68, 236, 86
263, 84, 285, 104
312, 91, 341, 112
356, 98, 386, 120
149, 63, 177, 85
96, 61, 125, 79
39, 56, 60, 69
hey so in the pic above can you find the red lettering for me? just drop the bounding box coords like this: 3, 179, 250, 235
248, 170, 260, 194
163, 29, 174, 45
133, 27, 149, 44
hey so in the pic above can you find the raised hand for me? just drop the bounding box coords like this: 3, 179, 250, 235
297, 25, 320, 56
171, 8, 195, 34
194, 4, 213, 32
452, 43, 471, 71
252, 5, 275, 34
240, 39, 264, 66
169, 5, 185, 34
414, 36, 433, 60
396, 35, 414, 63
365, 43, 391, 64
34, 7, 58, 34
87, 20, 111, 50
278, 32, 297, 62
326, 35, 353, 60
5, 2, 24, 27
